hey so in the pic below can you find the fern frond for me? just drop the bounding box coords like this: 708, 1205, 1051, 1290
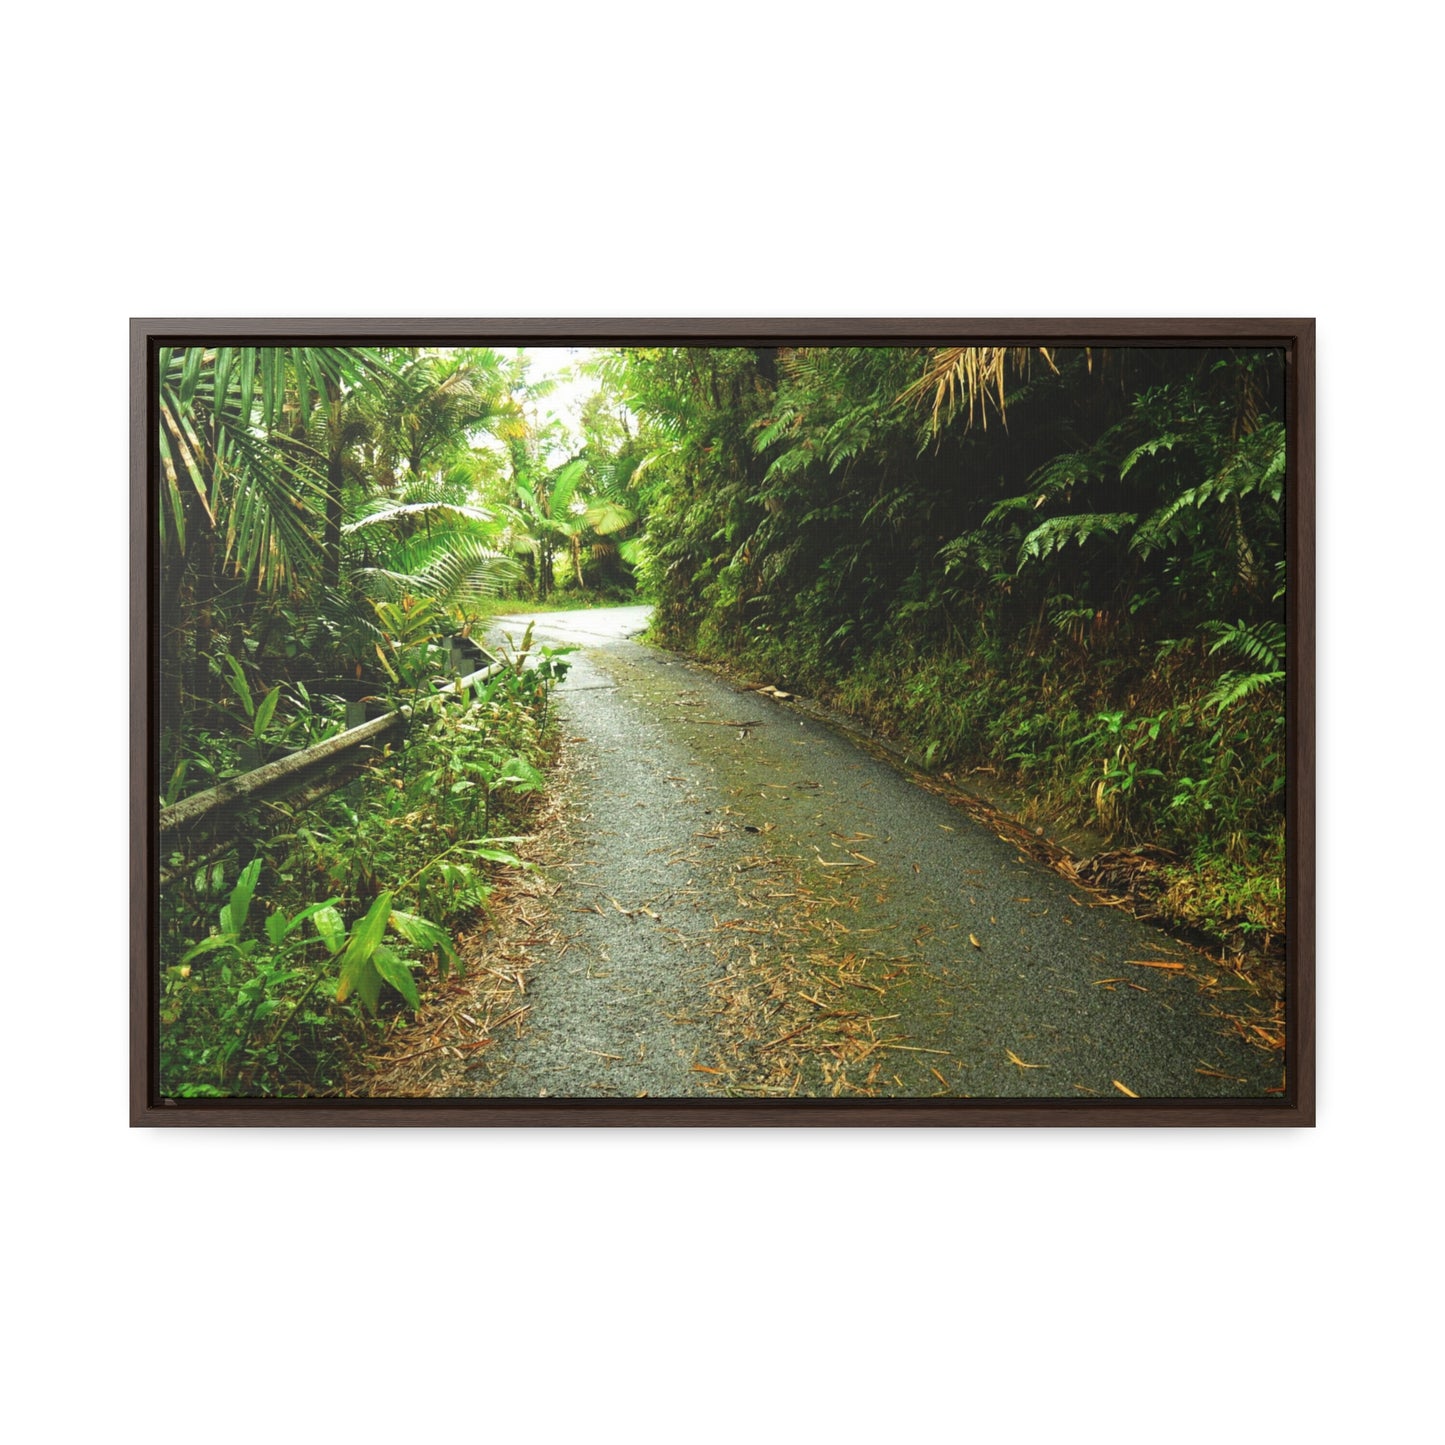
1204, 618, 1285, 670
1119, 433, 1180, 478
1131, 421, 1285, 558
763, 446, 815, 484
753, 408, 801, 452
1016, 512, 1136, 568
1205, 669, 1285, 712
986, 454, 1103, 525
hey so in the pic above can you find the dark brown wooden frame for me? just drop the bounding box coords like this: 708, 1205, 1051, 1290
131, 318, 1315, 1127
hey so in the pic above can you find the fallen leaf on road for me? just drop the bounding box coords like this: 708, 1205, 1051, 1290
1112, 1080, 1139, 1097
969, 933, 982, 948
693, 1065, 724, 1074
1125, 959, 1185, 971
1005, 1049, 1044, 1069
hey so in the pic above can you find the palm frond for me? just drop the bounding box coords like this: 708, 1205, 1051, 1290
342, 500, 495, 534
582, 497, 637, 536
414, 539, 526, 603
547, 458, 589, 516
898, 346, 1059, 433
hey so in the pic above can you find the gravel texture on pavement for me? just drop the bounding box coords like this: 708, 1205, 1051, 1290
471, 607, 1283, 1101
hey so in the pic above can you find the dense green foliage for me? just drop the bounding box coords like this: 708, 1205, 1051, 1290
158, 344, 638, 786
160, 651, 566, 1095
155, 343, 626, 1095
611, 344, 1288, 945
155, 338, 1291, 1093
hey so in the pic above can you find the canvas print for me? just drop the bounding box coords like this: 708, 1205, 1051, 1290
141, 327, 1306, 1117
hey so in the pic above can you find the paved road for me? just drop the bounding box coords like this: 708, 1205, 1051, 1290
473, 606, 1282, 1100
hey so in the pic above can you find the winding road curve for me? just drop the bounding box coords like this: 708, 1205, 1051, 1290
466, 605, 1281, 1101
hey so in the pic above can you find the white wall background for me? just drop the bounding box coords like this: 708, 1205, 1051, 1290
5, 3, 1437, 1440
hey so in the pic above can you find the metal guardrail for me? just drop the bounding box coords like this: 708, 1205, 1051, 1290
159, 656, 512, 846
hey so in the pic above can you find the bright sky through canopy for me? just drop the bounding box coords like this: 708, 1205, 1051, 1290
522, 346, 596, 449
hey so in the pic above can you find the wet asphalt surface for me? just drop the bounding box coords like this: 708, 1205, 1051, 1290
476, 606, 1282, 1100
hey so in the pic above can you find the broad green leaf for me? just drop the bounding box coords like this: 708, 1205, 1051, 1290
470, 848, 530, 868
226, 859, 262, 937
389, 909, 457, 962
349, 957, 382, 1014
253, 684, 281, 738
281, 898, 341, 940
337, 892, 394, 1002
312, 905, 346, 955
224, 654, 254, 716
497, 756, 544, 790
371, 945, 421, 1011
264, 911, 287, 947
181, 933, 240, 964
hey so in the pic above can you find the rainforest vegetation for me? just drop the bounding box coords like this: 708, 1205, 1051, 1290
611, 344, 1287, 949
156, 344, 642, 1095
154, 340, 1287, 1098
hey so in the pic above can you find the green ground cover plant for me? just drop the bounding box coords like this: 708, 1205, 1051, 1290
159, 632, 570, 1097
